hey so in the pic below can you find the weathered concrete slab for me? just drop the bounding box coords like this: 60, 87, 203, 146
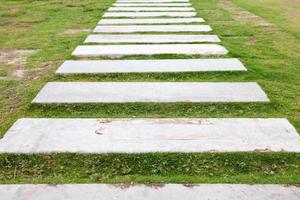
98, 18, 205, 25
108, 7, 195, 11
113, 3, 192, 7
117, 0, 190, 2
72, 44, 228, 57
1, 118, 299, 153
2, 184, 300, 200
94, 25, 211, 33
85, 34, 220, 43
56, 58, 246, 74
103, 12, 196, 17
32, 82, 269, 103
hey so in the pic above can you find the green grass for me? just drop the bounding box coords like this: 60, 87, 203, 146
230, 0, 300, 39
0, 0, 299, 184
1, 153, 300, 184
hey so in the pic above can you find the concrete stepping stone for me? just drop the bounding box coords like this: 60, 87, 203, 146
108, 7, 195, 11
84, 34, 220, 43
32, 82, 269, 103
113, 3, 192, 7
1, 118, 299, 153
94, 25, 211, 33
103, 12, 196, 17
72, 44, 228, 57
98, 18, 205, 25
117, 0, 190, 2
56, 58, 246, 74
2, 184, 300, 200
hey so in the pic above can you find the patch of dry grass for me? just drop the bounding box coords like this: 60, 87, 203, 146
218, 0, 272, 26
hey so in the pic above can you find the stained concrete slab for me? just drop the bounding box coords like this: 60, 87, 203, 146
1, 118, 299, 153
108, 7, 195, 11
113, 3, 192, 7
56, 58, 247, 74
84, 34, 220, 43
32, 82, 269, 103
94, 25, 211, 33
2, 184, 300, 200
72, 44, 228, 57
98, 18, 205, 24
103, 12, 197, 17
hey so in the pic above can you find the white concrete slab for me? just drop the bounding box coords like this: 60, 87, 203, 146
32, 82, 269, 103
94, 25, 211, 33
2, 184, 300, 200
56, 58, 246, 74
1, 118, 299, 153
85, 34, 220, 43
103, 12, 196, 18
108, 7, 195, 11
72, 44, 228, 57
113, 3, 192, 7
98, 18, 205, 25
117, 0, 189, 2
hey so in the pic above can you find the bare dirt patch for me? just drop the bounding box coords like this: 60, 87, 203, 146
218, 0, 273, 26
0, 49, 36, 65
0, 49, 36, 79
25, 61, 58, 80
63, 29, 92, 35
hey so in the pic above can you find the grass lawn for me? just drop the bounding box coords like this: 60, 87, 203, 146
0, 0, 299, 184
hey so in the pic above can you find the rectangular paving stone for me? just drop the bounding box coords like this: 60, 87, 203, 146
56, 58, 247, 74
117, 0, 189, 2
2, 184, 300, 200
72, 44, 228, 57
84, 34, 220, 43
103, 12, 197, 17
113, 3, 192, 7
94, 25, 211, 33
98, 18, 205, 25
1, 118, 299, 153
108, 7, 195, 11
32, 82, 269, 103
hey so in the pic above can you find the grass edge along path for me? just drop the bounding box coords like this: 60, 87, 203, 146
1, 153, 300, 184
